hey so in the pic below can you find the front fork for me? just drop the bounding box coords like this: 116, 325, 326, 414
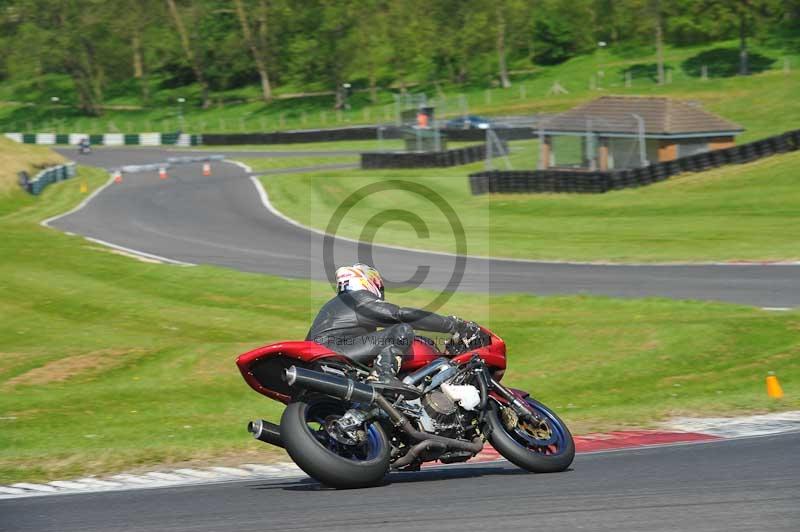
470, 359, 535, 423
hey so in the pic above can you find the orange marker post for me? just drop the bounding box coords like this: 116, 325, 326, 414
202, 162, 211, 176
159, 167, 168, 180
766, 372, 784, 399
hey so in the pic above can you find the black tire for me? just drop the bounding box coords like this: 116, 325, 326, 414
486, 397, 575, 473
280, 396, 390, 489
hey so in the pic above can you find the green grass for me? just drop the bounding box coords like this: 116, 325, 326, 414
1, 40, 798, 141
1, 165, 799, 484
258, 148, 800, 263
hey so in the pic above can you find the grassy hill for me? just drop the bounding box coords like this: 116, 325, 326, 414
1, 145, 798, 484
259, 148, 800, 263
1, 40, 798, 141
0, 137, 65, 195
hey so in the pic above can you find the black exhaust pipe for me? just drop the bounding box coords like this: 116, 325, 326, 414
283, 366, 377, 404
247, 419, 284, 448
284, 366, 483, 456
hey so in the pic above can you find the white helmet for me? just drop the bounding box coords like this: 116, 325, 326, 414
335, 263, 384, 299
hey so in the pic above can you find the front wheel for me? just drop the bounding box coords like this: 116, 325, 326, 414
280, 396, 390, 489
485, 397, 575, 473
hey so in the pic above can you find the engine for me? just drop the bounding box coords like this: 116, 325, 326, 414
420, 390, 460, 433
400, 359, 482, 438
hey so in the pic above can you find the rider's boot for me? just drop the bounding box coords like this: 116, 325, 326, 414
367, 346, 419, 397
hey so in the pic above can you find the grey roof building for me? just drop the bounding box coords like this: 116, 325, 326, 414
538, 96, 744, 170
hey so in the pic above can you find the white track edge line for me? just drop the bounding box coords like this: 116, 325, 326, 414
235, 159, 800, 268
39, 169, 196, 267
40, 174, 117, 228
83, 236, 195, 266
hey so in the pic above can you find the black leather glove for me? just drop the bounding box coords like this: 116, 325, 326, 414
450, 317, 479, 339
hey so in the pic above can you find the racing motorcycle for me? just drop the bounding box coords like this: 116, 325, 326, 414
236, 324, 574, 488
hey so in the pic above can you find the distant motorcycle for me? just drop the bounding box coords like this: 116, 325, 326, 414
237, 323, 575, 488
78, 139, 91, 155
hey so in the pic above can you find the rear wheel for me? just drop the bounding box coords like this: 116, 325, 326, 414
280, 395, 390, 489
486, 397, 575, 473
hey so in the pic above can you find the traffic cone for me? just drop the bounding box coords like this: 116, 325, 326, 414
159, 167, 168, 180
113, 170, 123, 184
79, 180, 89, 193
202, 162, 211, 176
766, 372, 784, 399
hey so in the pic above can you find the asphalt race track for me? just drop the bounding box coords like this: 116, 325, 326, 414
51, 147, 799, 307
3, 433, 798, 532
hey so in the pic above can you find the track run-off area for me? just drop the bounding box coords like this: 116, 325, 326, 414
48, 147, 800, 308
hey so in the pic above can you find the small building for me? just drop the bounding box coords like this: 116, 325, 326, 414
538, 96, 744, 170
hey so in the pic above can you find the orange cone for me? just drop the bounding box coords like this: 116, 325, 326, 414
113, 170, 123, 184
159, 167, 168, 180
202, 162, 211, 176
766, 373, 784, 399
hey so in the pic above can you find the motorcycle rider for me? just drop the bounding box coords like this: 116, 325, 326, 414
306, 263, 476, 387
78, 137, 91, 154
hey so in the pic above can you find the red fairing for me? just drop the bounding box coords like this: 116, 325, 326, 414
237, 327, 509, 403
402, 327, 506, 374
450, 327, 507, 376
236, 341, 350, 403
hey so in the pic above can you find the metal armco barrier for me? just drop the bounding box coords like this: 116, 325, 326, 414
20, 163, 77, 195
469, 128, 800, 195
361, 142, 508, 169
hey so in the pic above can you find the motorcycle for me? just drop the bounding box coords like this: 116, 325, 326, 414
236, 324, 575, 488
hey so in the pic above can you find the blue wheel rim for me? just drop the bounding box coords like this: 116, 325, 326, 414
306, 401, 383, 462
506, 399, 570, 456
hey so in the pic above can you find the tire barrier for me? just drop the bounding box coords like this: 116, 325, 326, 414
361, 141, 509, 169
200, 127, 535, 145
469, 128, 800, 195
4, 132, 201, 146
18, 162, 77, 195
202, 126, 392, 145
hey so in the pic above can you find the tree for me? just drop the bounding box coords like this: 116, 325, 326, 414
653, 0, 665, 84
233, 0, 272, 102
532, 0, 595, 65
349, 0, 391, 103
496, 1, 512, 88
698, 0, 778, 75
165, 0, 212, 107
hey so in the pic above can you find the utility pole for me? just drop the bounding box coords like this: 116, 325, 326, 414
177, 97, 186, 132
631, 113, 648, 167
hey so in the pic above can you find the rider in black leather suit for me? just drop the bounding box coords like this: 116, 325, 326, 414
306, 264, 469, 385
